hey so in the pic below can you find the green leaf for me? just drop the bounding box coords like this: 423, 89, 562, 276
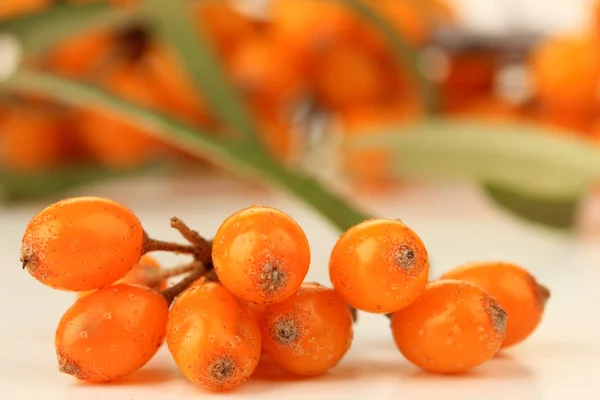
335, 0, 439, 114
0, 163, 166, 203
2, 70, 371, 231
141, 0, 260, 141
346, 118, 600, 198
0, 2, 129, 55
481, 181, 581, 230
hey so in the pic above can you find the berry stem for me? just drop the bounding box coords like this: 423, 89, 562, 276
146, 263, 200, 288
142, 233, 200, 257
170, 217, 212, 261
161, 262, 207, 305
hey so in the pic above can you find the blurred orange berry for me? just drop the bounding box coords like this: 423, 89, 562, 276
269, 0, 359, 62
143, 44, 213, 126
440, 261, 550, 348
193, 1, 258, 58
45, 29, 115, 79
0, 106, 70, 172
77, 64, 165, 168
530, 34, 600, 114
227, 34, 305, 109
312, 42, 388, 111
447, 95, 521, 121
0, 0, 50, 19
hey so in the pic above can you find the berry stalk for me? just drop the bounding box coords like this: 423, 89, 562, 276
161, 262, 207, 305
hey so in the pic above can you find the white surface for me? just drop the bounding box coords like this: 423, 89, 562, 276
0, 177, 599, 399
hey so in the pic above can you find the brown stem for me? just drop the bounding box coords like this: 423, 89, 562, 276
170, 217, 212, 262
142, 232, 199, 256
145, 263, 199, 288
161, 262, 207, 305
349, 306, 358, 323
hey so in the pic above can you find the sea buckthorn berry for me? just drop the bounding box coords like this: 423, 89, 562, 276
259, 282, 353, 376
391, 280, 507, 374
166, 280, 261, 392
55, 284, 168, 383
212, 206, 310, 304
440, 261, 550, 348
77, 255, 164, 299
21, 197, 144, 291
329, 218, 429, 314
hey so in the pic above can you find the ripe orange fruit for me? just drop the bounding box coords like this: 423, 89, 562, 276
166, 280, 262, 391
0, 106, 69, 172
45, 29, 114, 79
21, 197, 144, 291
212, 206, 310, 304
259, 282, 353, 376
76, 63, 164, 168
329, 218, 430, 314
0, 0, 50, 19
192, 1, 258, 58
311, 42, 388, 111
530, 34, 600, 114
391, 280, 507, 374
55, 284, 168, 382
440, 261, 550, 348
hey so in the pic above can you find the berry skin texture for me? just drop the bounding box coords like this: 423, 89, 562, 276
391, 280, 507, 374
166, 281, 262, 392
440, 261, 550, 348
55, 284, 168, 383
21, 197, 144, 291
77, 255, 164, 298
260, 282, 353, 376
329, 218, 429, 314
212, 206, 310, 305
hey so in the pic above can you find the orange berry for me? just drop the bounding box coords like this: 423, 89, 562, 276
0, 106, 70, 172
166, 280, 261, 392
391, 280, 507, 374
269, 0, 358, 61
329, 219, 430, 314
45, 29, 114, 79
55, 284, 168, 383
192, 1, 258, 58
77, 63, 164, 168
440, 261, 550, 348
21, 197, 144, 291
530, 34, 600, 114
143, 44, 212, 126
212, 206, 310, 305
259, 282, 353, 376
0, 0, 50, 18
227, 34, 305, 108
77, 255, 164, 298
312, 42, 388, 110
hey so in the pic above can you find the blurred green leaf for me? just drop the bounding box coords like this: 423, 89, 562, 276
482, 181, 580, 230
2, 70, 371, 231
0, 2, 129, 55
142, 0, 260, 141
336, 0, 439, 114
0, 163, 167, 203
347, 118, 600, 198
346, 118, 600, 228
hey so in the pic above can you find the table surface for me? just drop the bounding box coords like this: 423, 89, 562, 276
0, 177, 598, 400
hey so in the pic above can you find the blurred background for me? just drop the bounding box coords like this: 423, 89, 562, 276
1, 0, 600, 236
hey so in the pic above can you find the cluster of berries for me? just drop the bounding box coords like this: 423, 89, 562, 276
20, 196, 549, 392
